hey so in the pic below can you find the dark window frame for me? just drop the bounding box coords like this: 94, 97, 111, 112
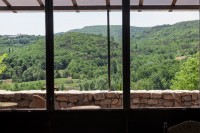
45, 0, 131, 111
0, 0, 199, 112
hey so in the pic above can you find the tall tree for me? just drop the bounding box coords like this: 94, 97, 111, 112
0, 53, 7, 76
171, 53, 199, 90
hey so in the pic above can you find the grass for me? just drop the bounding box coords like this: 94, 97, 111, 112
0, 78, 80, 91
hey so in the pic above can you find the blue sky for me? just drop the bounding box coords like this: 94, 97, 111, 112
0, 11, 199, 35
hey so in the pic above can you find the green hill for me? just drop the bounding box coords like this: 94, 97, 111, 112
0, 20, 199, 90
69, 25, 150, 41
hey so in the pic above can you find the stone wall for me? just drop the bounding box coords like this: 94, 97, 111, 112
0, 90, 199, 109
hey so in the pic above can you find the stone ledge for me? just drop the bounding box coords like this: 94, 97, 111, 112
0, 90, 199, 109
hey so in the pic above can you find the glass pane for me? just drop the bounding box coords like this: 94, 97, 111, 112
9, 0, 40, 6
0, 1, 7, 6
143, 0, 171, 5
0, 13, 46, 110
176, 0, 199, 5
54, 1, 122, 110
54, 0, 73, 6
130, 0, 139, 5
130, 12, 199, 108
76, 0, 105, 6
110, 0, 121, 5
110, 12, 123, 109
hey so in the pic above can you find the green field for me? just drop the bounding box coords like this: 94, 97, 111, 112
0, 78, 80, 91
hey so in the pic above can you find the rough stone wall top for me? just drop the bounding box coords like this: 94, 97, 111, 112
0, 90, 199, 109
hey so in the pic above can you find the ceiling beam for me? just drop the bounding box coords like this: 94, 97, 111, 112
138, 0, 144, 12
2, 0, 17, 13
106, 0, 110, 7
71, 0, 79, 12
0, 5, 199, 12
37, 0, 44, 7
171, 0, 178, 6
139, 0, 144, 6
169, 0, 177, 12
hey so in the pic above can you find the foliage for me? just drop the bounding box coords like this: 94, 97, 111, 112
0, 53, 7, 76
0, 20, 199, 91
171, 53, 199, 90
0, 81, 45, 91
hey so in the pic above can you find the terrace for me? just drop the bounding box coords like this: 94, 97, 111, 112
0, 0, 200, 133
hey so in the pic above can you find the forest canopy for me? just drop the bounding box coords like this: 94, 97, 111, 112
0, 20, 199, 91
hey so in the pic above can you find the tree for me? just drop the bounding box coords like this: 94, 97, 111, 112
171, 53, 199, 90
0, 53, 7, 76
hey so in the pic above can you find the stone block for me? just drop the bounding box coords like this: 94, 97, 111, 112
100, 99, 111, 105
76, 100, 89, 106
163, 101, 174, 107
111, 105, 122, 109
117, 99, 122, 105
163, 93, 173, 100
56, 96, 68, 102
143, 104, 151, 107
29, 95, 46, 108
131, 104, 139, 108
174, 101, 182, 107
77, 94, 85, 101
88, 101, 95, 105
140, 93, 150, 98
83, 97, 88, 102
4, 94, 15, 99
14, 94, 21, 100
111, 99, 118, 105
0, 94, 4, 98
192, 93, 198, 100
87, 94, 93, 101
100, 105, 108, 108
60, 102, 68, 108
179, 92, 189, 96
19, 100, 29, 107
197, 100, 200, 105
55, 101, 60, 109
184, 102, 191, 106
93, 93, 105, 100
69, 95, 78, 103
139, 104, 146, 107
151, 93, 162, 99
106, 93, 116, 98
21, 94, 31, 100
131, 93, 139, 98
148, 99, 158, 105
173, 93, 182, 104
132, 98, 140, 104
95, 101, 100, 105
140, 98, 148, 104
67, 103, 74, 108
182, 95, 192, 101
159, 99, 164, 104
116, 94, 121, 98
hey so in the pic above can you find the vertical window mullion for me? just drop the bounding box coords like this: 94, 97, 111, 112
45, 0, 54, 111
107, 8, 111, 91
122, 0, 130, 110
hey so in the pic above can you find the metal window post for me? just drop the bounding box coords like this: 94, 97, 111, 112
122, 0, 130, 110
45, 0, 54, 111
107, 8, 111, 91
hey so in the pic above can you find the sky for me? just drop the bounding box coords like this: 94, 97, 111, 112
0, 12, 199, 35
